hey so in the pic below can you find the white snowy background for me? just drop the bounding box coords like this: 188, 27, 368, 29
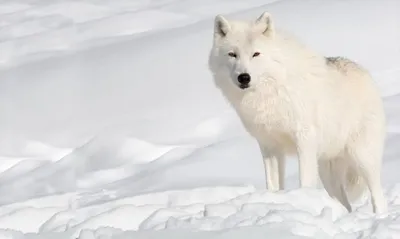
0, 0, 399, 238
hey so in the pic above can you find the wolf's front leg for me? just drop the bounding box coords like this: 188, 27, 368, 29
296, 138, 318, 188
259, 144, 285, 191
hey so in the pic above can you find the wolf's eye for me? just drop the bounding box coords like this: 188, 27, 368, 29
228, 52, 237, 58
253, 52, 261, 57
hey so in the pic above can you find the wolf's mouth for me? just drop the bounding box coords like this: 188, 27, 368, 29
239, 84, 249, 89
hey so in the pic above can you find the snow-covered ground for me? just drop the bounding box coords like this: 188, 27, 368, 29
0, 0, 399, 238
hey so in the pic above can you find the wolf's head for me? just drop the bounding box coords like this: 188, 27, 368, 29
208, 12, 277, 92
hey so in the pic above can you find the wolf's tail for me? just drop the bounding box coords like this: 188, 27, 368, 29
344, 164, 367, 202
319, 159, 367, 210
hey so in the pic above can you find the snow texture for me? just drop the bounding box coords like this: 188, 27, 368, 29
0, 0, 400, 238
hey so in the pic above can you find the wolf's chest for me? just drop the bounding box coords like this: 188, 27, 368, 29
237, 87, 295, 128
234, 88, 298, 151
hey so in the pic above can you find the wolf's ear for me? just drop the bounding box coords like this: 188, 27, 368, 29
254, 12, 274, 37
214, 15, 231, 38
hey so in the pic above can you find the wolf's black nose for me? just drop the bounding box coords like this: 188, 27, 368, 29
237, 73, 251, 85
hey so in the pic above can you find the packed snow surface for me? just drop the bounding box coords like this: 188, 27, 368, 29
0, 0, 400, 238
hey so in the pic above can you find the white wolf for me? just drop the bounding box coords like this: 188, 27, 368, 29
208, 12, 387, 214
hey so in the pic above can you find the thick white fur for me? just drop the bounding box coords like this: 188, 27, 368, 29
208, 12, 387, 214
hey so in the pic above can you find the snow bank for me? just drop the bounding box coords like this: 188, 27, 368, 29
0, 0, 399, 238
